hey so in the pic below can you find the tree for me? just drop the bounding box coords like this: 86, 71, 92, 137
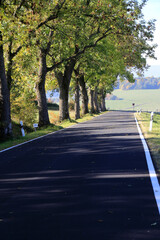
0, 0, 157, 134
34, 0, 67, 126
54, 0, 156, 120
74, 65, 89, 116
1, 0, 68, 129
0, 0, 35, 137
52, 0, 127, 120
0, 32, 12, 138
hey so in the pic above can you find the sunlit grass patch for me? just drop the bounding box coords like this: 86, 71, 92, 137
49, 110, 59, 124
136, 112, 160, 172
0, 124, 63, 151
0, 111, 107, 151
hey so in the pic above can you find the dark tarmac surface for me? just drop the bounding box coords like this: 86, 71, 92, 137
0, 111, 160, 240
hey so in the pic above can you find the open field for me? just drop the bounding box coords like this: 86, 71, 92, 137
106, 89, 160, 112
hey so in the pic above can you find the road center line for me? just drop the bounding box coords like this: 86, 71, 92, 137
135, 115, 160, 215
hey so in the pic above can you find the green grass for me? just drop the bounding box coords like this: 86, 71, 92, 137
0, 124, 63, 151
106, 89, 160, 112
0, 111, 106, 151
108, 89, 160, 171
136, 112, 160, 172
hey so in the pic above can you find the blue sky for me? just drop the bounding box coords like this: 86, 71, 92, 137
142, 0, 160, 66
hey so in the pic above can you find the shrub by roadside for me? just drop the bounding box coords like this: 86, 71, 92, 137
0, 111, 107, 151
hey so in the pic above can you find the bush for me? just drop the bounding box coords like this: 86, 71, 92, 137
11, 93, 37, 128
69, 100, 75, 111
47, 102, 59, 110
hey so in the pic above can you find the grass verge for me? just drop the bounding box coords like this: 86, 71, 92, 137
135, 112, 160, 172
0, 111, 106, 151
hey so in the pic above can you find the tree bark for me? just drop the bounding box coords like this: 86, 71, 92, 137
79, 74, 89, 115
75, 79, 80, 120
94, 86, 99, 113
100, 89, 106, 112
6, 40, 13, 91
55, 59, 76, 121
6, 40, 22, 91
59, 77, 70, 121
89, 88, 95, 113
35, 49, 50, 126
0, 32, 12, 139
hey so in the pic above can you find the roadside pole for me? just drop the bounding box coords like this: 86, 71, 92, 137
132, 103, 135, 111
20, 121, 25, 137
149, 112, 154, 131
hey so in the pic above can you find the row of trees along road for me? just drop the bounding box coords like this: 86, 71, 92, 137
0, 0, 156, 139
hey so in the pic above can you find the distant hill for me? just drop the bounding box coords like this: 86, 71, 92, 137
115, 77, 160, 90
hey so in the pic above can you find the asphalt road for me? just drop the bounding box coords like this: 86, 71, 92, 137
0, 111, 160, 240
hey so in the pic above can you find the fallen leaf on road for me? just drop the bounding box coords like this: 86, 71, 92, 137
151, 222, 157, 226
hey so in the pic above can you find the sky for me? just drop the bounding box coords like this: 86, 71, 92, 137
141, 0, 160, 76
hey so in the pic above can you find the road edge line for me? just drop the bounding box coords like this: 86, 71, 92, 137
0, 113, 106, 154
135, 115, 160, 215
0, 123, 79, 154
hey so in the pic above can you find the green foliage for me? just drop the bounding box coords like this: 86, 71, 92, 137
11, 96, 37, 127
0, 0, 157, 130
10, 78, 37, 127
69, 100, 75, 111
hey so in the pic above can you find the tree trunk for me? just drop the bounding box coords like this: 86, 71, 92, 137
6, 40, 13, 91
0, 32, 12, 139
59, 79, 70, 121
94, 86, 99, 113
79, 74, 89, 115
6, 40, 21, 91
55, 59, 76, 121
101, 89, 106, 112
90, 88, 95, 113
75, 79, 80, 120
35, 49, 50, 127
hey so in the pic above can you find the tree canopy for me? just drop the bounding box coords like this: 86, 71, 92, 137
0, 0, 156, 138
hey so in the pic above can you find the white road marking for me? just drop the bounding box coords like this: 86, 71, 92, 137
135, 115, 160, 215
0, 132, 55, 153
0, 114, 104, 153
0, 126, 74, 153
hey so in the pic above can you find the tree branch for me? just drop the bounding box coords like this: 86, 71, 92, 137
13, 0, 25, 17
12, 46, 22, 58
45, 31, 54, 54
46, 28, 112, 72
37, 0, 66, 29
